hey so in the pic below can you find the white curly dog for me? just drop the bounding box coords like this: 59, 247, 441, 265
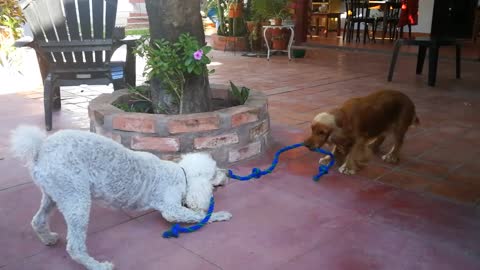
10, 125, 232, 270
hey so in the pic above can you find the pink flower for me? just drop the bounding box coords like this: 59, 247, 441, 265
193, 49, 203, 60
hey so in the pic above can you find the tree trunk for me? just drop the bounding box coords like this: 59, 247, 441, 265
145, 0, 212, 114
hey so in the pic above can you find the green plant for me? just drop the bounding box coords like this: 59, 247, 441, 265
252, 0, 290, 21
229, 81, 250, 105
125, 28, 150, 36
134, 33, 214, 114
0, 0, 25, 40
0, 0, 25, 69
114, 85, 155, 113
216, 0, 247, 37
248, 22, 261, 51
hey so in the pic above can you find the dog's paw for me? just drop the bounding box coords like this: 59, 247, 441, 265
382, 153, 399, 164
96, 261, 115, 270
210, 211, 232, 222
318, 156, 331, 165
40, 232, 59, 246
338, 164, 356, 175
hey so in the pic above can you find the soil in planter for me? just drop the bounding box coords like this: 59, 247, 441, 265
113, 85, 154, 113
114, 85, 246, 113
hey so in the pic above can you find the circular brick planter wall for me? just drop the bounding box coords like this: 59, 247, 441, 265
88, 85, 270, 166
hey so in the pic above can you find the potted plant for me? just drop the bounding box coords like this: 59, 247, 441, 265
0, 0, 25, 71
211, 0, 248, 51
271, 34, 286, 50
228, 0, 243, 18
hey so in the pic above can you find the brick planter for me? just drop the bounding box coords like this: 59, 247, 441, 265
88, 85, 270, 166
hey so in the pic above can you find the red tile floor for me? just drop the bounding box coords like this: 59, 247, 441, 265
301, 34, 480, 61
0, 44, 479, 269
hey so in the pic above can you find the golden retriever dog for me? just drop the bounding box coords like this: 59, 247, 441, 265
304, 90, 419, 175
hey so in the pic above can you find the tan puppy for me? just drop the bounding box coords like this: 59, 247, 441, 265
304, 90, 419, 175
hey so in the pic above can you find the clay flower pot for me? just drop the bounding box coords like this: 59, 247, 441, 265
228, 3, 243, 18
272, 38, 286, 50
273, 18, 283, 26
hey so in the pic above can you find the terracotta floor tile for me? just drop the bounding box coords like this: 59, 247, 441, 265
419, 145, 477, 169
155, 182, 361, 270
376, 171, 436, 192
355, 163, 392, 180
3, 41, 480, 268
4, 220, 218, 270
0, 184, 132, 267
371, 190, 480, 253
0, 155, 32, 190
277, 219, 480, 270
427, 181, 480, 204
399, 158, 450, 180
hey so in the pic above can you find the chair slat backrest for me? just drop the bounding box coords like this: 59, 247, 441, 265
22, 0, 118, 66
385, 2, 402, 20
345, 0, 370, 19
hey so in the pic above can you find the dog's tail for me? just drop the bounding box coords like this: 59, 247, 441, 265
10, 125, 47, 167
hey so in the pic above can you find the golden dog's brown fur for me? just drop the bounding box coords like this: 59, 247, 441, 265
304, 90, 419, 175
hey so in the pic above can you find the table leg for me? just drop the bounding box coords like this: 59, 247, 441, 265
428, 46, 439, 87
325, 17, 329, 38
336, 16, 341, 36
263, 27, 271, 61
416, 45, 427, 75
456, 44, 461, 79
388, 40, 402, 82
288, 27, 295, 60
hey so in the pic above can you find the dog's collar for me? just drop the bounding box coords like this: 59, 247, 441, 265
180, 167, 187, 185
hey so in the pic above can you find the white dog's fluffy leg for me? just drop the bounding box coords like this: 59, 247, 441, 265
57, 197, 114, 270
160, 205, 212, 223
31, 191, 59, 246
209, 211, 233, 223
159, 205, 232, 224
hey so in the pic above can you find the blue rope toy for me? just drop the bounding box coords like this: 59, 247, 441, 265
162, 143, 334, 238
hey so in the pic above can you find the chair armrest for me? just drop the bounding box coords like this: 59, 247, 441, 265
14, 36, 34, 48
115, 35, 141, 48
111, 35, 140, 88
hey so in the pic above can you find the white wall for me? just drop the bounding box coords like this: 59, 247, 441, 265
411, 0, 434, 33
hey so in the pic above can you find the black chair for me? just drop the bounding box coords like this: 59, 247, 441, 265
16, 0, 137, 131
387, 37, 462, 87
374, 1, 402, 41
343, 0, 376, 43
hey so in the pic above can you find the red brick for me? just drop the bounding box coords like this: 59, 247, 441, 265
228, 141, 262, 162
94, 125, 122, 143
231, 107, 260, 127
101, 132, 122, 144
112, 114, 156, 133
167, 114, 220, 134
131, 136, 179, 152
249, 120, 269, 140
194, 133, 239, 150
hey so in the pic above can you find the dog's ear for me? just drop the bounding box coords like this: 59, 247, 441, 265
185, 176, 212, 212
331, 108, 355, 134
211, 169, 227, 186
330, 109, 345, 129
